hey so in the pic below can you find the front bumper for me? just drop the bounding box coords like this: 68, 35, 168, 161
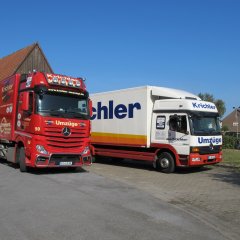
188, 152, 222, 166
25, 135, 92, 168
34, 153, 92, 167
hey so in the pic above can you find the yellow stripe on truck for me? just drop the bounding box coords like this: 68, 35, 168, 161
91, 132, 147, 146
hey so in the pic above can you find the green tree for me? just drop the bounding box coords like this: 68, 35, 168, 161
198, 93, 226, 118
222, 125, 229, 132
198, 93, 214, 103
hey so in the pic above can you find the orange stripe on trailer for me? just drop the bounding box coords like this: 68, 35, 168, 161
91, 132, 147, 146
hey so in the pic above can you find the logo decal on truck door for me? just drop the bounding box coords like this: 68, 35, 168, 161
0, 117, 11, 135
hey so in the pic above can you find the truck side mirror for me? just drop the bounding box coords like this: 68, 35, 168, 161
89, 99, 93, 117
22, 92, 29, 111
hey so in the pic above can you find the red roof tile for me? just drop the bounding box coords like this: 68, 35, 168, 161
0, 43, 36, 81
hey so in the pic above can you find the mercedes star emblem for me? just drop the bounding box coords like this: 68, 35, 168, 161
62, 127, 71, 137
209, 142, 214, 151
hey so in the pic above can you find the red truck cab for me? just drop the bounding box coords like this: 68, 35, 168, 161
0, 72, 92, 172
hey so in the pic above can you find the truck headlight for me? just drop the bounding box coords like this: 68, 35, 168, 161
82, 146, 90, 155
76, 80, 81, 87
191, 147, 200, 153
36, 145, 48, 155
53, 77, 58, 83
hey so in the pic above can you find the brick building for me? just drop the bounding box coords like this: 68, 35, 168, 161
222, 108, 240, 133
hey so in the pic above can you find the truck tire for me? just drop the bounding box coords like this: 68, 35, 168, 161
18, 147, 28, 172
157, 152, 175, 173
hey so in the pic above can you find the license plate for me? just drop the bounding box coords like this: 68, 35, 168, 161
208, 156, 216, 160
59, 161, 73, 166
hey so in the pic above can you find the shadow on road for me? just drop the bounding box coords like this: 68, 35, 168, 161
175, 166, 214, 174
0, 158, 87, 175
0, 158, 18, 169
94, 157, 214, 174
95, 157, 155, 171
211, 168, 240, 187
28, 167, 87, 175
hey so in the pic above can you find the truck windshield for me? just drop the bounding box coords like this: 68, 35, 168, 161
189, 113, 221, 136
37, 92, 89, 119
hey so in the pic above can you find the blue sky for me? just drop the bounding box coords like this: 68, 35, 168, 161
0, 0, 239, 117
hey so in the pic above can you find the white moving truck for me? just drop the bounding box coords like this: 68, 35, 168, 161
90, 86, 222, 173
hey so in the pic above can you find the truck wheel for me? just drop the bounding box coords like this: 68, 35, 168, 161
18, 147, 28, 172
157, 152, 175, 173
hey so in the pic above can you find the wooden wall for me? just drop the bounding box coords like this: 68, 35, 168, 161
16, 45, 53, 74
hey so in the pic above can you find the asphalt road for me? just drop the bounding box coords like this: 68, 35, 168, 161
0, 160, 236, 240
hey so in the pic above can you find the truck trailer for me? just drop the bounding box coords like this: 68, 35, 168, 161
90, 86, 222, 173
0, 72, 92, 172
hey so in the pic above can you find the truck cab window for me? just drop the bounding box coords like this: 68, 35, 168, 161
180, 116, 187, 133
29, 92, 33, 114
169, 115, 187, 133
37, 92, 90, 119
169, 117, 178, 131
189, 113, 221, 136
78, 100, 87, 113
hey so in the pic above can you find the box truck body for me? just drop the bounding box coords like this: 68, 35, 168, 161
0, 72, 92, 172
91, 86, 222, 173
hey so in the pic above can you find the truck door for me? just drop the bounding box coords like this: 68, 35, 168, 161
167, 114, 190, 155
16, 91, 33, 132
151, 113, 190, 155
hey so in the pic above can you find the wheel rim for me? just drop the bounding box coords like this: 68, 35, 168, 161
160, 158, 170, 169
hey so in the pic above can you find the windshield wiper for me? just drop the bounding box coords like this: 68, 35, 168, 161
39, 109, 64, 117
209, 129, 221, 135
66, 111, 89, 119
39, 109, 88, 119
194, 129, 221, 136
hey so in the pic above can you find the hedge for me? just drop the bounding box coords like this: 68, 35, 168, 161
222, 135, 238, 149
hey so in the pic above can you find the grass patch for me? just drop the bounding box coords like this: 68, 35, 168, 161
222, 149, 240, 168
